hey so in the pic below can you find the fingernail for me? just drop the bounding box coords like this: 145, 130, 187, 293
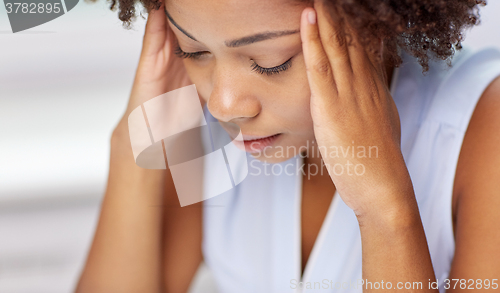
308, 10, 316, 25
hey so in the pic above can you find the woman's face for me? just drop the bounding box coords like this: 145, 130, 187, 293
166, 0, 314, 164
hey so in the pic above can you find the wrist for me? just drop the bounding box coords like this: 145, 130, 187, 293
352, 165, 417, 223
110, 122, 131, 150
355, 192, 421, 232
109, 125, 167, 176
107, 134, 167, 205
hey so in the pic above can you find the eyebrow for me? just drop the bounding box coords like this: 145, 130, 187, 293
164, 7, 299, 48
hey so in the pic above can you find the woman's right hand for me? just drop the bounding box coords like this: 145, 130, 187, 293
115, 1, 192, 135
76, 5, 203, 293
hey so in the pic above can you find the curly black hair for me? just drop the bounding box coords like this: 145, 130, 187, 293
87, 0, 487, 72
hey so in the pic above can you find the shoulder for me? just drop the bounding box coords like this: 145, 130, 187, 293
423, 46, 500, 128
450, 72, 500, 279
454, 73, 500, 209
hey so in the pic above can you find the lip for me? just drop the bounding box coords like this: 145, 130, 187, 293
231, 133, 282, 153
234, 134, 278, 141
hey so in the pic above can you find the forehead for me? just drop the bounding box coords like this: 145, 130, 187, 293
166, 0, 306, 43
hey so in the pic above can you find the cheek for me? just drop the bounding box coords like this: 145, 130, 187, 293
276, 63, 313, 130
286, 55, 311, 110
280, 93, 312, 130
182, 60, 212, 102
181, 55, 314, 132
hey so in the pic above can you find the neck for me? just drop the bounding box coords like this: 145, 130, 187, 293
385, 63, 395, 90
383, 42, 395, 90
302, 149, 331, 181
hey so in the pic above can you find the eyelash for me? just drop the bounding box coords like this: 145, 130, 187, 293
174, 44, 206, 60
250, 57, 293, 76
173, 43, 293, 76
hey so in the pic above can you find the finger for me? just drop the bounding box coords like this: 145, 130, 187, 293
344, 22, 388, 98
142, 1, 167, 56
314, 0, 353, 89
163, 23, 176, 58
344, 21, 384, 78
301, 7, 339, 108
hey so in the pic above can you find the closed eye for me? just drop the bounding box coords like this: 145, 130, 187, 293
174, 43, 293, 76
250, 57, 293, 76
174, 43, 209, 60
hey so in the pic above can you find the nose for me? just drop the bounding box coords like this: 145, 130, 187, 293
207, 63, 261, 123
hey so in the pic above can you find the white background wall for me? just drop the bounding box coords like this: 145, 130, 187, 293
1, 2, 146, 292
0, 1, 499, 292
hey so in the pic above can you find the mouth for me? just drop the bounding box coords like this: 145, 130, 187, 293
231, 133, 282, 153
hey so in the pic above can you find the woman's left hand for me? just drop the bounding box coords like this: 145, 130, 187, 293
300, 1, 415, 218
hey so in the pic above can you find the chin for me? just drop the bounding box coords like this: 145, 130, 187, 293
246, 146, 301, 164
249, 152, 295, 164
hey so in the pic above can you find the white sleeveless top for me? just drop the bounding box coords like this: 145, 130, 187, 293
199, 45, 500, 293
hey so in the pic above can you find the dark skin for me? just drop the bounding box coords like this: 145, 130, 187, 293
301, 63, 394, 274
300, 157, 336, 277
159, 41, 500, 288
301, 64, 394, 276
75, 0, 500, 292
157, 72, 500, 289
